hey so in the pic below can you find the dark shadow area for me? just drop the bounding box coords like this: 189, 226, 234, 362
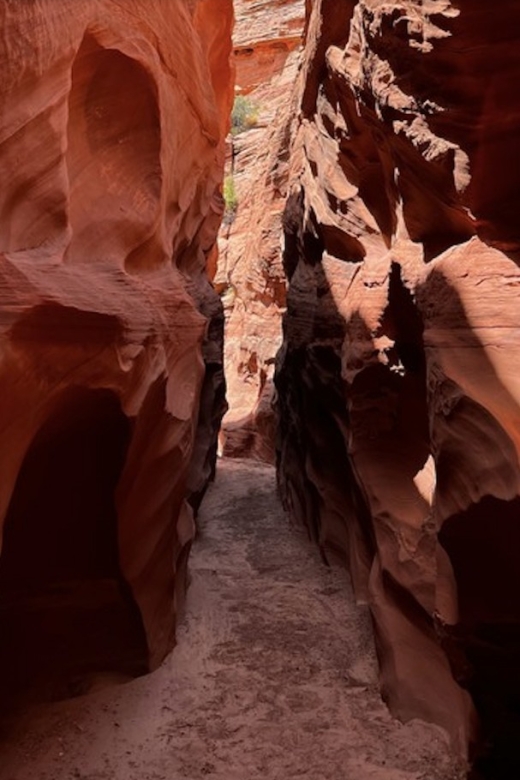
276, 200, 376, 594
419, 269, 520, 779
440, 496, 520, 780
383, 261, 427, 376
0, 387, 148, 710
187, 282, 228, 511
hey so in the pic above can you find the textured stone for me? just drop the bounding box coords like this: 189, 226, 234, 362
276, 0, 520, 767
0, 0, 233, 701
217, 0, 305, 462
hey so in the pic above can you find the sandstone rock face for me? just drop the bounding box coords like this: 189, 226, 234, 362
276, 0, 520, 769
0, 0, 232, 702
216, 0, 305, 462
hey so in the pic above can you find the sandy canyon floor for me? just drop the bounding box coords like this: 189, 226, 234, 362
0, 459, 462, 780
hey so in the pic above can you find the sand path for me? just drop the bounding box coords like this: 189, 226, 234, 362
0, 459, 460, 780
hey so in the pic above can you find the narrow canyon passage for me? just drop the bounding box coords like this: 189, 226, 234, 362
0, 460, 457, 780
1, 1, 520, 777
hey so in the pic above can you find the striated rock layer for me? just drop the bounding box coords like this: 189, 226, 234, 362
276, 0, 520, 771
216, 0, 305, 462
0, 0, 233, 703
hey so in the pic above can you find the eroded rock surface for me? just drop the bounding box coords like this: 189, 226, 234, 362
276, 0, 520, 772
0, 0, 232, 703
216, 0, 305, 462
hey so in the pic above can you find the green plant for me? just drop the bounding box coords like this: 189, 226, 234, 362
223, 174, 238, 221
231, 95, 259, 136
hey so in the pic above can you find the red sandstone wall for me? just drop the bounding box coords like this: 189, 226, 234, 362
276, 0, 520, 764
216, 0, 305, 462
0, 0, 233, 681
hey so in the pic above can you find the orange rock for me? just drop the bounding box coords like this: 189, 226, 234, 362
276, 0, 520, 766
217, 0, 305, 462
0, 0, 232, 700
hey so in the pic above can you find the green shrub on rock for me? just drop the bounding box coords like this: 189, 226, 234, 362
231, 95, 259, 135
223, 175, 238, 222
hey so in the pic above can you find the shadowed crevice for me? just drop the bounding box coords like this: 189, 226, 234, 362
0, 387, 148, 707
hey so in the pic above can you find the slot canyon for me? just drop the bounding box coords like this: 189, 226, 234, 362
0, 1, 519, 779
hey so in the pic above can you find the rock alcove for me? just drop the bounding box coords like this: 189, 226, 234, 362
0, 388, 147, 705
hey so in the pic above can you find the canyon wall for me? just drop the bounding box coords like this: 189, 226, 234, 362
276, 0, 520, 770
0, 0, 233, 702
216, 0, 305, 462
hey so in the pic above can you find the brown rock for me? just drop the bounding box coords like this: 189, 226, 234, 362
0, 0, 232, 703
276, 0, 520, 767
